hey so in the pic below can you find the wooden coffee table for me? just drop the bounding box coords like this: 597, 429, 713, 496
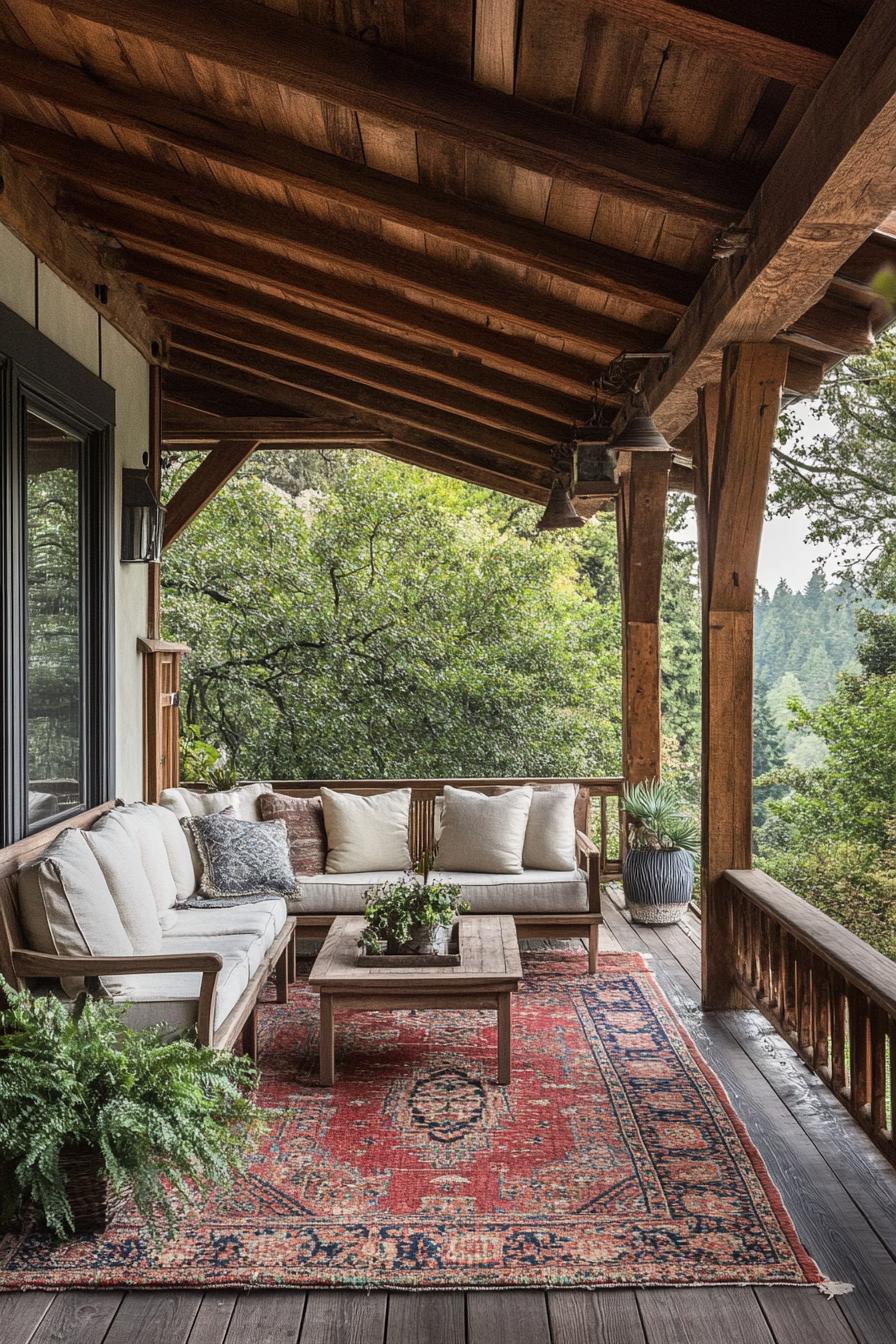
308, 914, 523, 1086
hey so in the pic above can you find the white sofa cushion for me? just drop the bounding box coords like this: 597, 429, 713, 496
17, 829, 133, 995
435, 785, 533, 874
83, 820, 162, 953
522, 783, 578, 871
102, 805, 179, 930
160, 928, 271, 978
290, 867, 588, 915
116, 954, 250, 1033
321, 787, 412, 874
163, 898, 287, 951
144, 803, 197, 901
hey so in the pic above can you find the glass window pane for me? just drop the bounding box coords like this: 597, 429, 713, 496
25, 409, 83, 823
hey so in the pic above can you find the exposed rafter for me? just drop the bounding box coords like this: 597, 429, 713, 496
60, 193, 609, 396
38, 0, 754, 224
0, 42, 696, 315
4, 118, 666, 358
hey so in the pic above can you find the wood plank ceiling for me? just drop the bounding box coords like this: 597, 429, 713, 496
0, 0, 892, 503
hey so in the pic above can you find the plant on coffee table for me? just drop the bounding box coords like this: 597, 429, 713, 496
358, 875, 470, 956
0, 980, 265, 1239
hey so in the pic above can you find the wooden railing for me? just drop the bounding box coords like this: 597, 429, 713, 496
723, 868, 896, 1164
265, 776, 627, 878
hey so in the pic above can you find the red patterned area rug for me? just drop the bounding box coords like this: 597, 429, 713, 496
0, 951, 825, 1290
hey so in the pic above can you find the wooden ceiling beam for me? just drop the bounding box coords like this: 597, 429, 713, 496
161, 302, 566, 444
5, 119, 664, 358
168, 343, 555, 471
0, 42, 695, 315
639, 0, 896, 437
162, 369, 550, 501
163, 440, 259, 548
162, 417, 391, 446
39, 0, 752, 225
59, 192, 607, 397
0, 149, 165, 361
129, 255, 604, 421
587, 1, 853, 90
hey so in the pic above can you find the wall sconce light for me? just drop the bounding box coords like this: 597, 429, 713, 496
121, 468, 165, 563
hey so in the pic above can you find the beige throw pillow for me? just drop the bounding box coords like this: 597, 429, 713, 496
17, 828, 133, 995
435, 785, 533, 874
522, 783, 578, 871
321, 788, 412, 874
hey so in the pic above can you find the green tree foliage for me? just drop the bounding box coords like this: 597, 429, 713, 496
162, 451, 623, 780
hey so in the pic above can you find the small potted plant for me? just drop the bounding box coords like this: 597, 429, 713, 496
358, 857, 470, 958
0, 982, 264, 1239
622, 779, 699, 925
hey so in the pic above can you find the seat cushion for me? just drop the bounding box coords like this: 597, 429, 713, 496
290, 868, 588, 915
83, 820, 162, 954
115, 954, 250, 1033
17, 828, 133, 996
161, 928, 271, 978
435, 785, 533, 874
163, 899, 287, 956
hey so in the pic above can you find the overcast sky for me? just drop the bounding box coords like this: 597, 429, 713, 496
676, 401, 838, 593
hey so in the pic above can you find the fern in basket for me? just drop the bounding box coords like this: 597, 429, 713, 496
0, 981, 265, 1240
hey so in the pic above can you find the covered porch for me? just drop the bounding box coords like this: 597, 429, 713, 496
3, 900, 896, 1344
1, 0, 896, 1336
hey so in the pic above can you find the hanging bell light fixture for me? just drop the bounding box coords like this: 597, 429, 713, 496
535, 439, 584, 531
611, 404, 674, 453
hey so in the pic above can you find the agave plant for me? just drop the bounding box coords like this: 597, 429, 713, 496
622, 779, 700, 857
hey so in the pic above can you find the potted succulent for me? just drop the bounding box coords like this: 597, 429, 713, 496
358, 858, 470, 957
0, 981, 264, 1239
622, 779, 699, 925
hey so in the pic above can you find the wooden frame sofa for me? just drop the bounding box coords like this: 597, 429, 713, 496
264, 777, 621, 974
0, 803, 296, 1054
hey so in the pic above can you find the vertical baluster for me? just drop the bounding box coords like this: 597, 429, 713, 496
848, 986, 871, 1120
767, 915, 780, 1017
758, 913, 770, 1002
600, 796, 608, 869
812, 956, 830, 1077
890, 1018, 896, 1143
733, 893, 745, 987
780, 929, 796, 1035
800, 946, 822, 1059
870, 1003, 887, 1137
831, 973, 848, 1098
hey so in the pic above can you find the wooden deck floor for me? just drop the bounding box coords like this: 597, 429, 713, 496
4, 893, 896, 1344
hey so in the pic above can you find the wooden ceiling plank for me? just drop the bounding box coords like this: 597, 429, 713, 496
640, 0, 896, 437
3, 117, 667, 356
134, 255, 593, 420
38, 0, 753, 224
0, 41, 696, 313
59, 190, 607, 395
162, 416, 391, 445
585, 1, 853, 90
160, 301, 565, 443
168, 342, 554, 470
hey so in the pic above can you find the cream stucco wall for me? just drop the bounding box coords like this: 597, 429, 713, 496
0, 222, 149, 802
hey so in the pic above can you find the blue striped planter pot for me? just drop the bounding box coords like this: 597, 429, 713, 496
622, 848, 695, 925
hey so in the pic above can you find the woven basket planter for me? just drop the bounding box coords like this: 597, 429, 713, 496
58, 1148, 124, 1234
623, 848, 694, 926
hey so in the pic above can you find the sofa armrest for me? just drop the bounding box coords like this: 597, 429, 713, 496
575, 831, 602, 915
11, 949, 224, 1047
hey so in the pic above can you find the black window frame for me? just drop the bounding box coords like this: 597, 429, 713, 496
0, 299, 115, 845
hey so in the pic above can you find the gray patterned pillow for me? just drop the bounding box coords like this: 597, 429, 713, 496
183, 812, 296, 900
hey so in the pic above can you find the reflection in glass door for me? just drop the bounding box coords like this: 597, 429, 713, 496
25, 408, 84, 825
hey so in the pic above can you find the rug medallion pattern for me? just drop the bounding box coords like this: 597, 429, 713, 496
0, 952, 823, 1289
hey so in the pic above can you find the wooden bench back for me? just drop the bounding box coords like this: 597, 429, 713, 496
0, 801, 118, 987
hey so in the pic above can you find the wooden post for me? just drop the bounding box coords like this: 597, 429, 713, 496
617, 451, 671, 786
139, 638, 190, 802
698, 342, 789, 1009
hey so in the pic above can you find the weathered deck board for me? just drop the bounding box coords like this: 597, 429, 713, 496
3, 908, 894, 1343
